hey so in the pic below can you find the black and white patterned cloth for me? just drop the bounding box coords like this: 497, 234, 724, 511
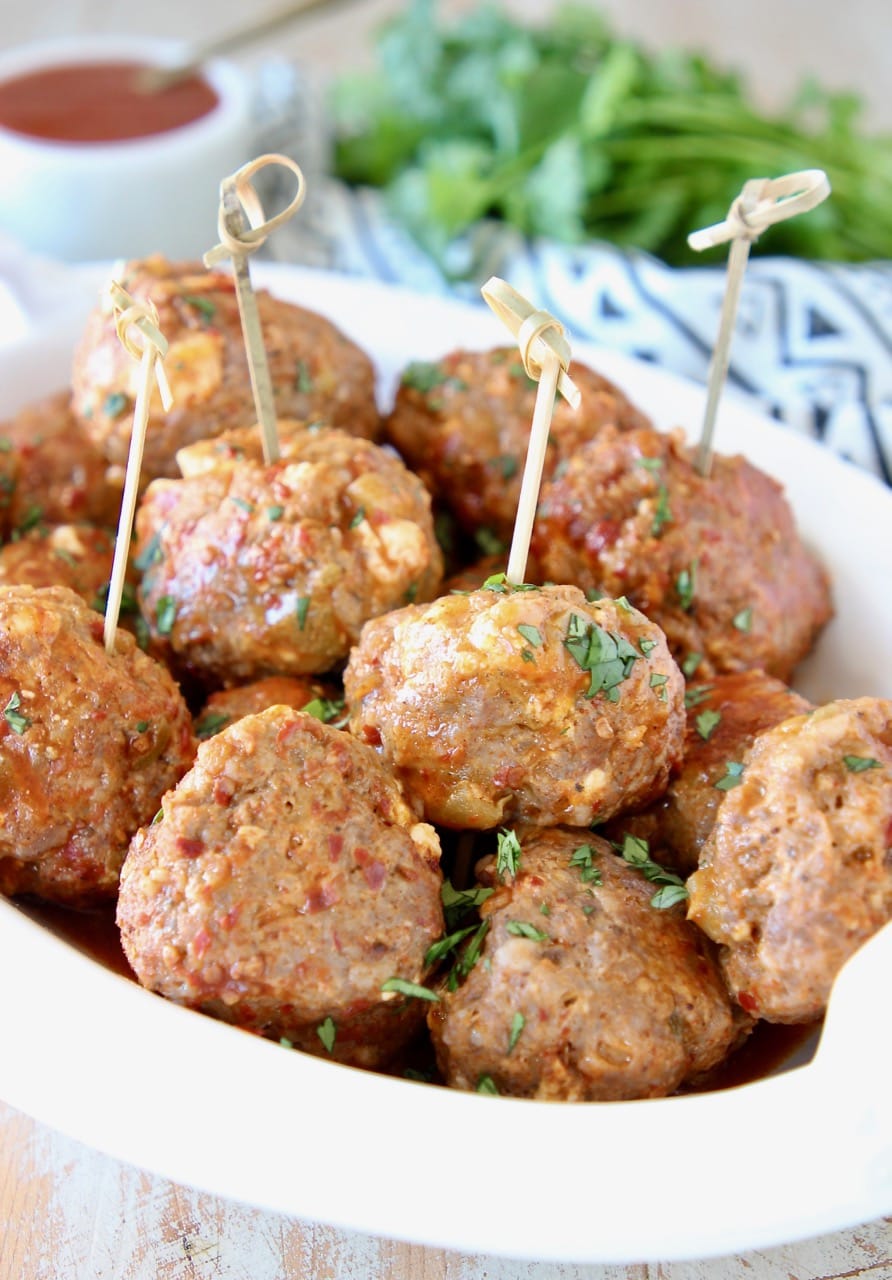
267, 174, 892, 486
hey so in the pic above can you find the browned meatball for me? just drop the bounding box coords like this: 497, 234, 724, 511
606, 670, 812, 874
71, 256, 380, 482
0, 524, 117, 607
195, 674, 344, 738
117, 706, 444, 1068
0, 585, 196, 907
135, 422, 443, 684
532, 424, 833, 681
385, 347, 650, 544
688, 698, 892, 1023
427, 826, 748, 1099
345, 583, 684, 829
0, 389, 122, 533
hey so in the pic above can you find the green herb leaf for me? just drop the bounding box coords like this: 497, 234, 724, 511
639, 638, 657, 656
564, 613, 640, 700
714, 760, 745, 791
134, 530, 163, 572
651, 484, 672, 536
732, 606, 753, 633
400, 360, 448, 393
496, 827, 522, 881
696, 708, 722, 741
424, 923, 479, 968
505, 920, 550, 941
650, 883, 690, 910
195, 710, 230, 739
675, 561, 697, 611
684, 683, 714, 709
295, 359, 314, 392
266, 504, 285, 521
104, 391, 128, 419
296, 596, 310, 630
508, 1011, 525, 1053
494, 454, 518, 479
316, 1016, 337, 1053
682, 652, 702, 678
441, 879, 495, 930
381, 976, 440, 1002
301, 696, 347, 726
843, 755, 882, 773
349, 507, 366, 529
517, 623, 543, 648
447, 919, 491, 990
569, 842, 602, 884
615, 832, 689, 906
3, 691, 31, 733
183, 294, 216, 320
155, 596, 177, 636
649, 671, 669, 701
476, 1074, 499, 1096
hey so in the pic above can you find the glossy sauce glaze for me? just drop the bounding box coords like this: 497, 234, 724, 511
17, 899, 819, 1092
0, 61, 218, 143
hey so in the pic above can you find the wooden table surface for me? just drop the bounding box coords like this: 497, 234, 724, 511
2, 3, 890, 1276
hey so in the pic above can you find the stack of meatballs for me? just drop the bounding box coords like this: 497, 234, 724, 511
1, 255, 889, 1101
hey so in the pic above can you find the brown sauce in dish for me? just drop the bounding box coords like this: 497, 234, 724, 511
0, 61, 218, 143
17, 898, 818, 1093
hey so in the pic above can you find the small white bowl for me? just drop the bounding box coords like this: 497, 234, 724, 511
0, 35, 254, 263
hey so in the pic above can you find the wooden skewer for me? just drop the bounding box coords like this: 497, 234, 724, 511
688, 168, 830, 477
480, 277, 580, 585
204, 153, 306, 466
104, 283, 173, 653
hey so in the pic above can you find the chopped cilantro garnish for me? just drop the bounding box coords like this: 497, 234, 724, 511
714, 761, 745, 791
696, 708, 722, 741
441, 879, 495, 930
494, 454, 518, 479
301, 696, 347, 726
539, 902, 551, 916
3, 691, 31, 733
183, 294, 216, 320
517, 623, 543, 648
424, 924, 479, 969
684, 683, 714, 709
447, 919, 490, 990
0, 437, 11, 452
381, 977, 440, 1002
400, 361, 448, 393
296, 596, 310, 630
266, 504, 285, 521
476, 1074, 499, 1095
404, 582, 418, 604
843, 755, 882, 773
732, 606, 753, 633
295, 359, 314, 392
135, 721, 149, 734
639, 638, 657, 656
521, 649, 535, 663
615, 833, 688, 908
505, 920, 550, 941
569, 843, 602, 885
195, 710, 230, 739
349, 507, 366, 529
682, 652, 702, 678
675, 561, 697, 611
155, 596, 177, 636
134, 530, 163, 572
103, 391, 128, 419
230, 497, 254, 514
508, 1011, 525, 1053
651, 484, 672, 536
316, 1016, 337, 1053
636, 456, 663, 473
649, 672, 669, 701
475, 527, 506, 557
496, 827, 522, 881
14, 503, 43, 537
564, 613, 640, 701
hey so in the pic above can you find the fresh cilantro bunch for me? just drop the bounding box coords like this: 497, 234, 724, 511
330, 0, 892, 273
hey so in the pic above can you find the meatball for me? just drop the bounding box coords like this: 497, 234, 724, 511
135, 422, 443, 684
0, 389, 122, 533
0, 524, 117, 607
0, 585, 195, 907
606, 670, 812, 874
687, 698, 892, 1023
427, 827, 748, 1100
195, 674, 344, 738
117, 706, 444, 1069
532, 423, 833, 681
71, 255, 380, 482
385, 347, 650, 544
345, 583, 684, 829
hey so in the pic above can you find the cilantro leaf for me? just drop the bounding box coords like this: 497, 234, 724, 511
496, 827, 522, 881
381, 977, 440, 1002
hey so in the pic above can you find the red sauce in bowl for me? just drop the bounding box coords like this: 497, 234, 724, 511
0, 60, 219, 143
